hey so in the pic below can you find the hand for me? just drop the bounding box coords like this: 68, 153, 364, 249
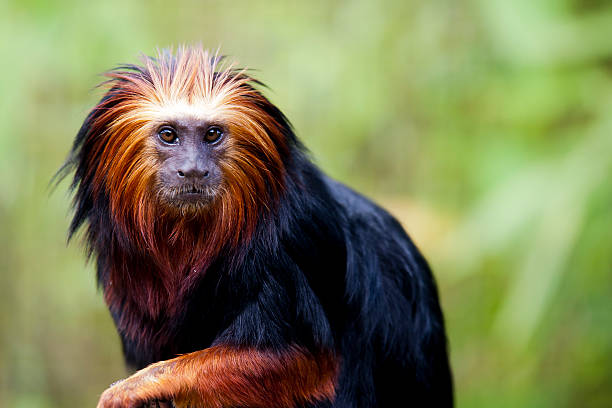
96, 363, 174, 408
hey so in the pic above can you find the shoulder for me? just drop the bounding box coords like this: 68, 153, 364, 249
323, 176, 406, 236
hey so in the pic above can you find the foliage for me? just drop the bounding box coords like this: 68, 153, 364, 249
1, 0, 610, 406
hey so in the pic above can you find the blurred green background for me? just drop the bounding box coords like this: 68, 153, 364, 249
1, 0, 611, 407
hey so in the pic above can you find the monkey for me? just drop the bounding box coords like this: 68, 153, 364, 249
59, 46, 453, 408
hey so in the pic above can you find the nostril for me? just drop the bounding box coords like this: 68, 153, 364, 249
177, 168, 209, 179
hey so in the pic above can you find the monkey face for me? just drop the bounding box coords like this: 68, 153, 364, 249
76, 48, 290, 247
153, 117, 225, 212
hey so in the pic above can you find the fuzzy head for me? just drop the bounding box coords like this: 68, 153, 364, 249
64, 47, 296, 280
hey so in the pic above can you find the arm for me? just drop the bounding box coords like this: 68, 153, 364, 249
98, 260, 340, 408
97, 344, 338, 408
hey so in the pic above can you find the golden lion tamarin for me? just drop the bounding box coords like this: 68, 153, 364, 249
60, 46, 452, 408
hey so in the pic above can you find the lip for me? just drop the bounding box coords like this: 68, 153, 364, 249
177, 189, 210, 202
168, 184, 217, 203
158, 184, 219, 208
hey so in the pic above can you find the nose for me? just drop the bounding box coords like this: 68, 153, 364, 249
177, 166, 209, 180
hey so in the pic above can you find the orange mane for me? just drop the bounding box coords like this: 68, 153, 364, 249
73, 47, 292, 321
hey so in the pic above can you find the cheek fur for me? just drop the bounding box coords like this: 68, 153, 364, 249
97, 123, 160, 236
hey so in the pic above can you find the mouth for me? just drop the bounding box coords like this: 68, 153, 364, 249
179, 186, 210, 201
158, 184, 219, 208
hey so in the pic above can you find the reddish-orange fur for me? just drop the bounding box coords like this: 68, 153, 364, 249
97, 345, 339, 408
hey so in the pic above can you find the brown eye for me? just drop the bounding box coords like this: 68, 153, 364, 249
204, 127, 223, 144
158, 127, 178, 144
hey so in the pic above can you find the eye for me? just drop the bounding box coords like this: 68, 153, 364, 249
158, 127, 178, 144
204, 126, 223, 144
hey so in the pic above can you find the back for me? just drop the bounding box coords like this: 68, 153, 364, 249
324, 177, 453, 407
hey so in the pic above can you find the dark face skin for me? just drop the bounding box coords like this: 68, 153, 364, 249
153, 117, 226, 210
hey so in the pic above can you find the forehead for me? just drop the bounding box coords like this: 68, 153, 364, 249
142, 98, 235, 126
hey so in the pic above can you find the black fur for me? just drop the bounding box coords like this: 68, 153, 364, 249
65, 81, 453, 407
